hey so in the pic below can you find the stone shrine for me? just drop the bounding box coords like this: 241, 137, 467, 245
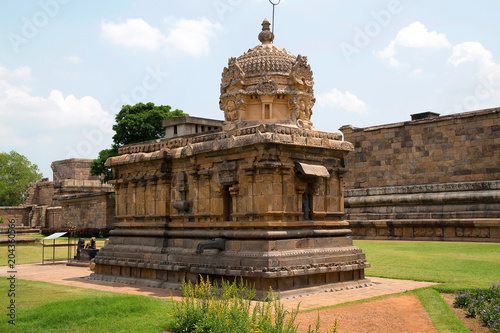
91, 19, 370, 297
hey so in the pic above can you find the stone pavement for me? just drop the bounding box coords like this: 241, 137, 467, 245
0, 262, 437, 311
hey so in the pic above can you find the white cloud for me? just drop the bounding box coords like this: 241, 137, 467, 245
0, 65, 114, 167
64, 55, 82, 64
378, 21, 451, 67
100, 17, 222, 57
164, 17, 222, 57
317, 88, 368, 114
101, 18, 165, 51
410, 68, 423, 78
448, 42, 494, 67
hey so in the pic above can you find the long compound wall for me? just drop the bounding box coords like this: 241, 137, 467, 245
340, 108, 500, 242
341, 108, 500, 189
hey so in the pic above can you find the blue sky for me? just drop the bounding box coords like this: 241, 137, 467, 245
1, 0, 500, 178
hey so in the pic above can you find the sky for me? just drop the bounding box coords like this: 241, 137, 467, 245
1, 0, 500, 179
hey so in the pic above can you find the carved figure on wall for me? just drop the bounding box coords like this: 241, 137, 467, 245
225, 99, 238, 121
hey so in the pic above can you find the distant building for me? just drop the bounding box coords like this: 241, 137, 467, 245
0, 159, 116, 232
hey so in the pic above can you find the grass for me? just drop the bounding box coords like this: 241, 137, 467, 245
0, 279, 175, 333
412, 288, 469, 333
355, 240, 500, 291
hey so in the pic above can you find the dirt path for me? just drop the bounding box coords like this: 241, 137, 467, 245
295, 295, 437, 333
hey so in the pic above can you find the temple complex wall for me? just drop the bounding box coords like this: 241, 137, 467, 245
23, 178, 55, 206
340, 108, 500, 242
0, 158, 115, 232
51, 159, 99, 181
46, 206, 62, 229
0, 207, 32, 227
57, 192, 116, 229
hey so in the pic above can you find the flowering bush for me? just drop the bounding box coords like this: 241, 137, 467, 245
454, 284, 500, 332
168, 276, 340, 333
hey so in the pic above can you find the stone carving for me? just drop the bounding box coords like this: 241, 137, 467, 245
289, 55, 314, 88
256, 76, 278, 95
221, 57, 245, 93
218, 19, 319, 130
258, 18, 273, 44
221, 96, 245, 122
289, 95, 315, 129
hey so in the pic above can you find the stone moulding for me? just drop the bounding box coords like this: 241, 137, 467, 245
346, 180, 500, 197
345, 181, 500, 242
107, 127, 352, 169
109, 228, 353, 239
345, 190, 500, 207
115, 123, 347, 157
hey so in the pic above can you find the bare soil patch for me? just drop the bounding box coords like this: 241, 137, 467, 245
295, 294, 437, 333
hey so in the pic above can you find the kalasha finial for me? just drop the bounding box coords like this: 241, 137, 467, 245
258, 18, 274, 44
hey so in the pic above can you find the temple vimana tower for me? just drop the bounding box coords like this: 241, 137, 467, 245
91, 19, 371, 297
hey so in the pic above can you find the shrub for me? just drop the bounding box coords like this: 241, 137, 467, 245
454, 284, 500, 333
168, 276, 339, 333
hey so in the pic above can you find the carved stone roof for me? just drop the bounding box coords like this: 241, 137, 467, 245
236, 19, 296, 77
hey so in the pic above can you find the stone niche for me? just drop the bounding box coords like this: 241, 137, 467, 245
91, 19, 370, 298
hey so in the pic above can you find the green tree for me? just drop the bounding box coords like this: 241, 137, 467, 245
90, 102, 187, 182
0, 151, 43, 206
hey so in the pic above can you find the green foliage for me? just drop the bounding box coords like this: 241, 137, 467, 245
90, 102, 187, 182
169, 276, 304, 333
0, 151, 43, 206
112, 102, 186, 146
454, 284, 500, 332
89, 147, 118, 183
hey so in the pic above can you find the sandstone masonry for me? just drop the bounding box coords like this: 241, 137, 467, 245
340, 109, 500, 242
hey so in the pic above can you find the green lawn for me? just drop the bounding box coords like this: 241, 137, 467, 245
354, 240, 500, 292
0, 279, 175, 333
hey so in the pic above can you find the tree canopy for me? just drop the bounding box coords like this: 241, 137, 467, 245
90, 102, 187, 182
0, 151, 43, 206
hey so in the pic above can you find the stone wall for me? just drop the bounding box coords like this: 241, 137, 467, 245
58, 192, 116, 229
0, 207, 32, 227
51, 159, 99, 181
23, 179, 55, 206
340, 108, 500, 189
340, 108, 500, 242
0, 158, 116, 232
46, 206, 62, 229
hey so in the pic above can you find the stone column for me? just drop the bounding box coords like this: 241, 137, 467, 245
128, 181, 137, 216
